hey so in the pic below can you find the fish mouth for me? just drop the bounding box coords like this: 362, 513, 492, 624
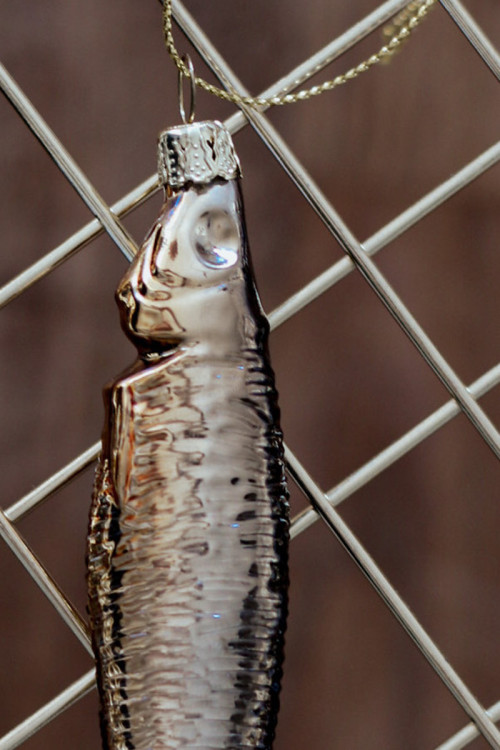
116, 283, 135, 312
116, 283, 140, 328
116, 284, 185, 354
116, 283, 140, 340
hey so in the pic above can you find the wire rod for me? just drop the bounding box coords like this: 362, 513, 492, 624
439, 0, 500, 80
169, 0, 413, 111
174, 3, 500, 457
1, 0, 493, 314
5, 442, 101, 523
0, 670, 95, 750
0, 133, 494, 522
269, 141, 500, 330
0, 0, 422, 311
434, 701, 500, 750
0, 511, 91, 654
5, 27, 498, 454
1, 674, 499, 750
6, 362, 499, 546
2, 122, 495, 320
0, 0, 417, 311
3, 145, 496, 526
0, 176, 157, 310
0, 64, 138, 262
0, 4, 498, 747
291, 363, 500, 538
285, 447, 500, 749
256, 0, 412, 96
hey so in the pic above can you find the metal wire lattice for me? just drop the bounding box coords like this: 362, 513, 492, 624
0, 1, 499, 748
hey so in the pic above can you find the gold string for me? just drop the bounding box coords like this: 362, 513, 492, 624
163, 0, 437, 109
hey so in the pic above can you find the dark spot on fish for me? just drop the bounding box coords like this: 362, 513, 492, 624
182, 541, 209, 555
236, 509, 256, 522
237, 626, 253, 639
248, 563, 259, 577
244, 492, 257, 502
207, 136, 216, 161
230, 712, 245, 724
240, 538, 256, 547
235, 672, 252, 687
267, 561, 284, 593
184, 426, 206, 439
169, 239, 178, 259
243, 588, 259, 613
240, 397, 272, 425
230, 477, 240, 485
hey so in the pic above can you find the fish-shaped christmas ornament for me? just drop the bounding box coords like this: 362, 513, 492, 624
87, 120, 289, 750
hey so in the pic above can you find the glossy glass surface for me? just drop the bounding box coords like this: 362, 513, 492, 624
87, 176, 289, 750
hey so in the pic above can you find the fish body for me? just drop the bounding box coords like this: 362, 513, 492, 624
87, 123, 289, 750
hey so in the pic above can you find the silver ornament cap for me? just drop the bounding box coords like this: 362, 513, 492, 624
157, 120, 241, 190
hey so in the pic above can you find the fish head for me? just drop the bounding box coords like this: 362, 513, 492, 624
116, 179, 252, 356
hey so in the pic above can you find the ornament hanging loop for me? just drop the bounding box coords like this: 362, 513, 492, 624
178, 54, 196, 124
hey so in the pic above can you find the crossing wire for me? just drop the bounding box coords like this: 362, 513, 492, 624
0, 1, 498, 748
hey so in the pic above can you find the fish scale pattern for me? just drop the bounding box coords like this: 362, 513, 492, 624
88, 335, 289, 750
87, 126, 289, 749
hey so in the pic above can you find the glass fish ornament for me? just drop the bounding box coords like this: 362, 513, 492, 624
87, 120, 289, 750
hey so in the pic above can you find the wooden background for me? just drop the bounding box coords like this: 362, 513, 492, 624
0, 1, 499, 748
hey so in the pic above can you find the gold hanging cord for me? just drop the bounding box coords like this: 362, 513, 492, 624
163, 0, 437, 109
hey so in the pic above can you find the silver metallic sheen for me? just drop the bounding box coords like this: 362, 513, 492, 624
158, 120, 241, 189
87, 123, 288, 750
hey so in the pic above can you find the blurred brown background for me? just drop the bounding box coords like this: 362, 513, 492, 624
0, 1, 499, 748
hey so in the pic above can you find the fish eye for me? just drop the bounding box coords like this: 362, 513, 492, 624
192, 209, 239, 269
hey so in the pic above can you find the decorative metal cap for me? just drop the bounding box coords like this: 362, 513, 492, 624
157, 120, 241, 189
